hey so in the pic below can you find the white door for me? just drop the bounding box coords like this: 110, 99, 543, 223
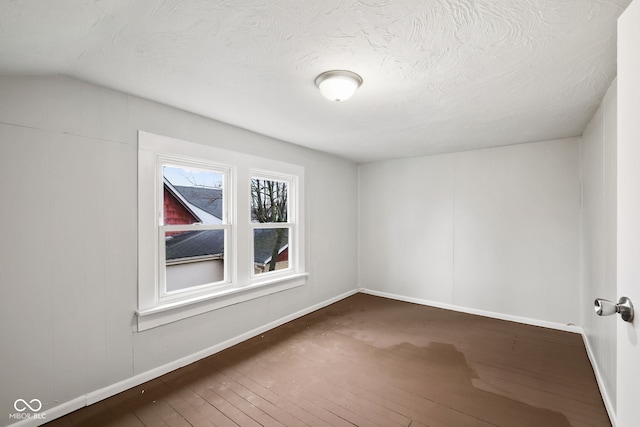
616, 1, 640, 426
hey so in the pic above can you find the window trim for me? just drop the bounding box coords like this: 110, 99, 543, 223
137, 131, 307, 331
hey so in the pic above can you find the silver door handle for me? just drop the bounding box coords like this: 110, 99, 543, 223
594, 297, 634, 322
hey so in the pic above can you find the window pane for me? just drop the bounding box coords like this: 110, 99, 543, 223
250, 178, 288, 223
163, 165, 223, 225
253, 228, 289, 275
165, 230, 225, 292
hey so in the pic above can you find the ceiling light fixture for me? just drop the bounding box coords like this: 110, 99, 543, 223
315, 70, 363, 102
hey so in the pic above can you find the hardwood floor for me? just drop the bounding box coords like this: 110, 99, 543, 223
45, 294, 610, 426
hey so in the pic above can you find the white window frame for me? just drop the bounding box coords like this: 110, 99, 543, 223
157, 156, 232, 301
137, 131, 307, 331
249, 171, 298, 281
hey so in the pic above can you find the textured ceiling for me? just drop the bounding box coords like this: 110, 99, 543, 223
0, 0, 631, 162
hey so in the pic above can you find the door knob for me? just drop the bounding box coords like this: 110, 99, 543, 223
594, 297, 634, 322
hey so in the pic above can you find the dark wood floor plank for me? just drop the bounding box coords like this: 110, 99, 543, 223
242, 337, 496, 427
223, 356, 358, 427
223, 365, 331, 427
66, 400, 146, 427
193, 383, 262, 427
201, 374, 285, 427
160, 366, 240, 426
222, 340, 396, 426
40, 417, 73, 427
45, 293, 610, 427
99, 399, 148, 427
160, 389, 217, 427
213, 370, 310, 427
65, 401, 113, 426
311, 379, 411, 426
473, 361, 603, 404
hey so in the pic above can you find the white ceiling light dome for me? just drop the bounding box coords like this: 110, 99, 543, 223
315, 70, 363, 102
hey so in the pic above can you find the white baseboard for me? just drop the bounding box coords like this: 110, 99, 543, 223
582, 333, 617, 427
359, 288, 582, 333
11, 288, 358, 427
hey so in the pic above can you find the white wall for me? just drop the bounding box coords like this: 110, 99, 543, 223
580, 79, 617, 414
0, 76, 358, 424
359, 138, 581, 325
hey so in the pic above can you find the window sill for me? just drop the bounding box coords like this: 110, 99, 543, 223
136, 273, 308, 331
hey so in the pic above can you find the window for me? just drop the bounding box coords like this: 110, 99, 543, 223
138, 131, 306, 331
250, 174, 294, 276
161, 163, 229, 296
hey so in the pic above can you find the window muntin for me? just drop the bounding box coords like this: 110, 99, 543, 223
159, 162, 230, 300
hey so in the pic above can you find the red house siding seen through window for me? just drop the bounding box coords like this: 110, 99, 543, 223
164, 188, 199, 235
